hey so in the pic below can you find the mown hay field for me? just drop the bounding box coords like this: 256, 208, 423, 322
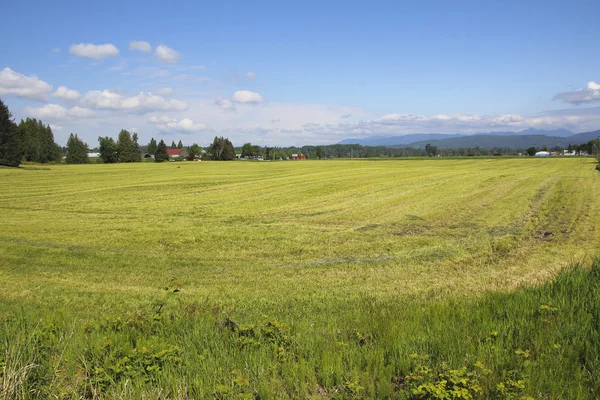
1, 158, 599, 399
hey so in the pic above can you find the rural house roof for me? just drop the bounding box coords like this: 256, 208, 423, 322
167, 149, 184, 156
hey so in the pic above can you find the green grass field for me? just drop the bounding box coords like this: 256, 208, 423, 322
1, 158, 599, 399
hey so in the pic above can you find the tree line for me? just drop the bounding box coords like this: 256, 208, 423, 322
0, 99, 63, 167
2, 98, 599, 168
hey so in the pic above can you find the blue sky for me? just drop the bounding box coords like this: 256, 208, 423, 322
1, 0, 599, 146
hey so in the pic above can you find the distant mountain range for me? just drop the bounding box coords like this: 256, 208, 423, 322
338, 133, 465, 146
338, 129, 600, 149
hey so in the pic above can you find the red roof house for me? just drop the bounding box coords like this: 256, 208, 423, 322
167, 148, 185, 158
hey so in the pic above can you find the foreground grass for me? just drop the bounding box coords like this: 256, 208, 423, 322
1, 158, 599, 398
1, 259, 599, 398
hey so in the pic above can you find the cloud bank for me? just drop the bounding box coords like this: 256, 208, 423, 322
0, 67, 52, 100
553, 81, 600, 105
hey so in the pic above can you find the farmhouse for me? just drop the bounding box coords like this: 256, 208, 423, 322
167, 148, 188, 159
87, 152, 101, 158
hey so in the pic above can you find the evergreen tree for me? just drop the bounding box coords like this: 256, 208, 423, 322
98, 136, 118, 163
147, 138, 157, 155
171, 141, 177, 149
17, 118, 61, 163
116, 129, 139, 162
19, 118, 39, 162
66, 133, 89, 164
155, 139, 169, 162
39, 123, 62, 163
0, 99, 22, 167
131, 133, 142, 162
177, 140, 183, 148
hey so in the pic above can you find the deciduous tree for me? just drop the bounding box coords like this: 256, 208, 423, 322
187, 143, 201, 160
208, 136, 235, 160
315, 146, 323, 159
98, 136, 118, 163
66, 133, 89, 164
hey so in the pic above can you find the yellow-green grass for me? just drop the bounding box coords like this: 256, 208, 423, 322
1, 158, 600, 399
1, 158, 598, 310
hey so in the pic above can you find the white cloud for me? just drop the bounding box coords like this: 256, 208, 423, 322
68, 106, 96, 118
553, 81, 600, 105
155, 45, 180, 63
0, 67, 53, 100
51, 48, 61, 54
53, 86, 81, 101
214, 97, 237, 112
79, 90, 187, 113
245, 72, 256, 79
129, 41, 152, 52
350, 110, 597, 135
341, 113, 352, 119
155, 87, 173, 96
232, 90, 263, 104
49, 124, 63, 131
150, 115, 206, 133
69, 43, 119, 60
24, 104, 95, 120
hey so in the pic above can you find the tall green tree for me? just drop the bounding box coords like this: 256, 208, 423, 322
116, 130, 140, 162
155, 139, 169, 162
18, 118, 61, 163
187, 143, 202, 160
131, 133, 142, 162
208, 136, 235, 160
171, 141, 177, 149
177, 140, 183, 149
98, 136, 118, 163
147, 138, 157, 155
19, 118, 39, 162
241, 142, 261, 158
65, 133, 89, 164
0, 99, 22, 167
315, 146, 323, 159
39, 123, 62, 163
